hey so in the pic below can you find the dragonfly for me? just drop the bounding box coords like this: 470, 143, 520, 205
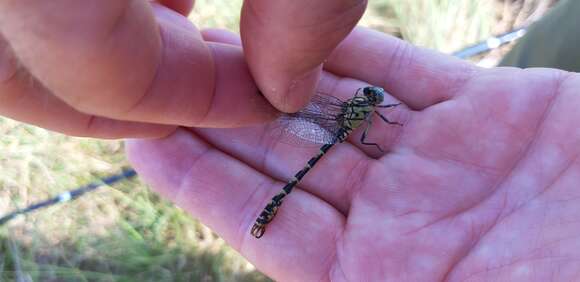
250, 86, 402, 238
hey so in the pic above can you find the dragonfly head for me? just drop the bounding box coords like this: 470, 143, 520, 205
362, 86, 385, 105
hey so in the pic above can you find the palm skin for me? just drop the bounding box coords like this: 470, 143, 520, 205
127, 28, 580, 282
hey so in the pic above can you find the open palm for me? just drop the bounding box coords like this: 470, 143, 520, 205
127, 28, 580, 281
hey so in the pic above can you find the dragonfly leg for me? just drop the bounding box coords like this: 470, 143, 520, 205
360, 121, 384, 152
375, 111, 403, 126
377, 102, 401, 108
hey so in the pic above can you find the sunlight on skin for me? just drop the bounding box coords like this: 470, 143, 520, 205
127, 26, 580, 281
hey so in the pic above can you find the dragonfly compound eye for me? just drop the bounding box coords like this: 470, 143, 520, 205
363, 86, 385, 104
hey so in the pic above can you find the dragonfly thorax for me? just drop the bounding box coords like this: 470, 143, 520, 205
338, 96, 377, 141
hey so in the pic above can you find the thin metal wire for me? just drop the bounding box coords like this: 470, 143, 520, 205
452, 27, 527, 59
0, 168, 137, 225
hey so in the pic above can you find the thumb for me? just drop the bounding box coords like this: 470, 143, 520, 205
241, 0, 366, 112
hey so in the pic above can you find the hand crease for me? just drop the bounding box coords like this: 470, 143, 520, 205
317, 228, 342, 282
341, 154, 372, 214
441, 193, 507, 282
189, 44, 218, 126
344, 154, 373, 210
175, 145, 213, 204
122, 24, 163, 118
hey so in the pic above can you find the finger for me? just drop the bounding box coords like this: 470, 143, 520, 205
200, 29, 279, 126
201, 28, 242, 45
191, 41, 278, 127
156, 0, 194, 16
0, 64, 174, 138
241, 0, 367, 112
0, 1, 274, 127
325, 27, 481, 110
150, 6, 277, 127
0, 0, 163, 116
126, 129, 344, 281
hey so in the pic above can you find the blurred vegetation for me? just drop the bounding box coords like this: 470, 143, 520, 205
364, 0, 495, 52
0, 1, 557, 281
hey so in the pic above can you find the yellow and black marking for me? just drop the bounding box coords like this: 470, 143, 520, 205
251, 86, 401, 238
251, 143, 336, 238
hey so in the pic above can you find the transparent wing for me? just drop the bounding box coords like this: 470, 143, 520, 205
270, 93, 346, 145
280, 119, 337, 145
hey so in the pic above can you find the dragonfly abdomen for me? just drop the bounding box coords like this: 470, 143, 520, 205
250, 142, 336, 238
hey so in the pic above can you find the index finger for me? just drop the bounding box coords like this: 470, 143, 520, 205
241, 0, 367, 113
0, 1, 275, 128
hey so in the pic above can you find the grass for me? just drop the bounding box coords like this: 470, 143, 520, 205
0, 118, 267, 281
0, 1, 555, 281
364, 0, 496, 53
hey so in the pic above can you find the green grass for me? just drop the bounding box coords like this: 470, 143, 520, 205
0, 118, 267, 281
0, 1, 536, 281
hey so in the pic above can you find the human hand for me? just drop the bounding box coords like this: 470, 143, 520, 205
128, 27, 580, 281
0, 0, 364, 138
